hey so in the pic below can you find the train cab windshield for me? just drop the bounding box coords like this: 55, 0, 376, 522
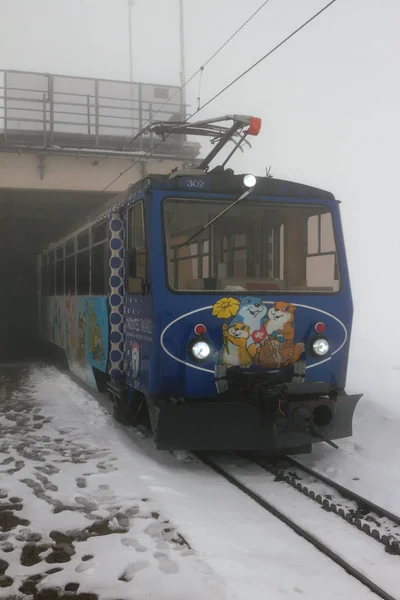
163, 197, 340, 293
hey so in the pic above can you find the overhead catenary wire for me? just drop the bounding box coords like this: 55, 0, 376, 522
198, 0, 338, 113
102, 0, 273, 194
101, 0, 338, 194
137, 0, 273, 131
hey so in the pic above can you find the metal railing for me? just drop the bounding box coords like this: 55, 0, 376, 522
0, 69, 188, 153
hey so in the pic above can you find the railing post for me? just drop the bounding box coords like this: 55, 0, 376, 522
95, 79, 99, 147
149, 102, 153, 155
43, 93, 47, 147
138, 83, 143, 131
87, 94, 91, 135
48, 74, 54, 144
4, 71, 7, 139
138, 83, 143, 149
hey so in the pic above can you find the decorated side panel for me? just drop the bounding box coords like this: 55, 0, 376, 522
44, 295, 109, 388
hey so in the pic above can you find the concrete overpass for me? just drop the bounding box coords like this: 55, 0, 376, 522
0, 69, 200, 358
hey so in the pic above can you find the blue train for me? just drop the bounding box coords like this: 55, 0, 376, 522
38, 115, 361, 454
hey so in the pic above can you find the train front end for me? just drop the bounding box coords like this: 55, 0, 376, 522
148, 173, 361, 453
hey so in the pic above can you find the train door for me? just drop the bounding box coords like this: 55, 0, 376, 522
124, 200, 153, 394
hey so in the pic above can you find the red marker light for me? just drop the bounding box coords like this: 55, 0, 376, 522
246, 117, 262, 136
194, 324, 207, 336
315, 322, 326, 334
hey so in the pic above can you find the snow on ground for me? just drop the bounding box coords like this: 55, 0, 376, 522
211, 455, 400, 599
298, 336, 400, 516
0, 365, 226, 600
0, 363, 388, 600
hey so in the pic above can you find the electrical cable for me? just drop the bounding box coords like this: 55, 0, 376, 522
137, 0, 272, 128
198, 0, 338, 113
101, 0, 338, 193
101, 1, 272, 193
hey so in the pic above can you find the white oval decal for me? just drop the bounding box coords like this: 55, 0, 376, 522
160, 302, 348, 374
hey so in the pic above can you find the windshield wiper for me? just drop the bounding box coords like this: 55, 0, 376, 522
177, 186, 255, 250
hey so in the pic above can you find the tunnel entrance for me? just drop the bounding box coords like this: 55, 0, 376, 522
0, 189, 112, 361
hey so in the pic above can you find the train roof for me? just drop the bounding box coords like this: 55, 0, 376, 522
127, 170, 336, 201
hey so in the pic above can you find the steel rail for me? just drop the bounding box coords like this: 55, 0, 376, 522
198, 453, 397, 600
254, 455, 400, 554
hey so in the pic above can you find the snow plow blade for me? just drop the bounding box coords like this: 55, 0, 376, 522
151, 392, 362, 452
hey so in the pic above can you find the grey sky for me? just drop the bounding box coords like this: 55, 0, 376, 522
0, 0, 398, 340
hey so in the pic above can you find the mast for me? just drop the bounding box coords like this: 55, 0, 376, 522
178, 0, 186, 118
128, 0, 135, 134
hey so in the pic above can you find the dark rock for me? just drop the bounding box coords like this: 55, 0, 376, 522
9, 497, 23, 504
19, 574, 45, 595
46, 568, 63, 575
35, 589, 62, 599
50, 531, 73, 544
87, 519, 121, 537
65, 582, 80, 592
0, 575, 13, 588
19, 579, 39, 595
0, 502, 23, 512
21, 543, 50, 566
16, 531, 42, 543
45, 545, 74, 564
45, 552, 70, 564
0, 559, 8, 575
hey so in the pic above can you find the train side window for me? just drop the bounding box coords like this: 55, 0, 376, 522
65, 239, 75, 256
77, 251, 90, 295
91, 223, 108, 295
55, 245, 64, 295
65, 238, 76, 295
41, 254, 48, 296
92, 222, 107, 244
77, 230, 90, 295
306, 211, 339, 291
77, 230, 89, 251
48, 250, 55, 295
65, 256, 76, 295
65, 254, 76, 296
127, 202, 147, 294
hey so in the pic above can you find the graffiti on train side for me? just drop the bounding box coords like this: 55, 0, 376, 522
45, 295, 109, 386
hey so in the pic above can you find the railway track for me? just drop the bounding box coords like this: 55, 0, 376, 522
198, 453, 398, 600
254, 455, 400, 555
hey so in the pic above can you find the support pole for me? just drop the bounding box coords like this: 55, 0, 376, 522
179, 0, 186, 118
128, 0, 135, 134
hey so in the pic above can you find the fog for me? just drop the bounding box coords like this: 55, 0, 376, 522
1, 0, 398, 368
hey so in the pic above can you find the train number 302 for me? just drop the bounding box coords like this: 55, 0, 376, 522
186, 179, 205, 188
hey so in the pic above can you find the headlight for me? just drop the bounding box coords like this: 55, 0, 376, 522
243, 174, 256, 188
189, 340, 211, 362
312, 338, 330, 356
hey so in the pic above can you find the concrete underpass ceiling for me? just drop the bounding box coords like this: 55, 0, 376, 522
0, 189, 114, 257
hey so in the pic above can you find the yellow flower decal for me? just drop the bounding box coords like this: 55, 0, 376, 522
212, 297, 240, 320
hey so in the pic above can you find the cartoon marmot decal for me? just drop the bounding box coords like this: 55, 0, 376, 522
254, 302, 305, 368
222, 322, 257, 368
212, 297, 305, 370
232, 296, 268, 346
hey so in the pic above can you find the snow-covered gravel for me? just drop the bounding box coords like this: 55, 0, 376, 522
0, 360, 399, 599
